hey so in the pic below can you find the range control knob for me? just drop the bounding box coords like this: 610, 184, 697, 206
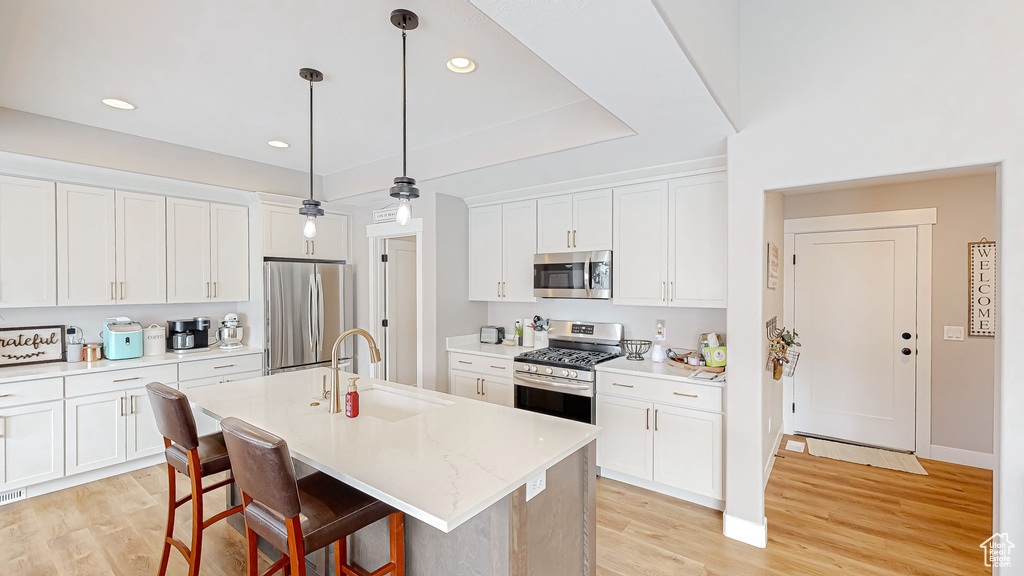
561, 369, 569, 377
545, 367, 553, 374
569, 371, 578, 378
529, 365, 538, 372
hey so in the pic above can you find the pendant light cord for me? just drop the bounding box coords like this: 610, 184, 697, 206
309, 79, 314, 201
402, 27, 408, 178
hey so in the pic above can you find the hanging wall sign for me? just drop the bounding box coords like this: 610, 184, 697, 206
0, 325, 66, 367
969, 239, 996, 337
373, 208, 399, 223
767, 241, 780, 290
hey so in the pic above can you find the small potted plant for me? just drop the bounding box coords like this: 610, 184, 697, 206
768, 329, 800, 380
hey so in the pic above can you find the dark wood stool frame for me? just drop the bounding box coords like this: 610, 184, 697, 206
157, 438, 244, 576
239, 489, 405, 576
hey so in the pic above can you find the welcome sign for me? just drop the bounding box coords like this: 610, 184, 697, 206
969, 240, 996, 338
0, 326, 65, 367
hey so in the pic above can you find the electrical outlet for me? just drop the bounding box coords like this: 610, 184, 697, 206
526, 471, 546, 501
655, 319, 666, 341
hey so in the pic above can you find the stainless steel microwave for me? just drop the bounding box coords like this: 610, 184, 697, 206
533, 250, 612, 299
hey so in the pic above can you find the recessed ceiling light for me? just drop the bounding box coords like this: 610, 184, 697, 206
101, 98, 136, 110
267, 140, 290, 148
447, 57, 476, 74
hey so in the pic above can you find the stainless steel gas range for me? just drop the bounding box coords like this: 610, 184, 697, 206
513, 320, 624, 424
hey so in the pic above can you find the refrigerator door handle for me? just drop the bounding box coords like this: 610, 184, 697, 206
316, 272, 325, 357
308, 273, 317, 355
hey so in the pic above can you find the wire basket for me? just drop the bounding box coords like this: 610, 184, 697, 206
765, 349, 800, 378
623, 339, 652, 361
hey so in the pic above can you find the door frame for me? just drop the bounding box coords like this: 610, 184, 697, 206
782, 208, 935, 457
367, 219, 424, 388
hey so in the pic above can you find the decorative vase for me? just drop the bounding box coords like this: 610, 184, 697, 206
772, 359, 784, 380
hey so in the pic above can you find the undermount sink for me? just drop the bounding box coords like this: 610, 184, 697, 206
355, 386, 452, 422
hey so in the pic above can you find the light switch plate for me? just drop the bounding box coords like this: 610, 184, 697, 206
526, 471, 546, 501
943, 326, 965, 341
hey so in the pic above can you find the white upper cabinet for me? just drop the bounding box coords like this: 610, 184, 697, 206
536, 189, 612, 253
210, 203, 250, 301
501, 200, 537, 302
468, 205, 505, 301
115, 191, 166, 304
0, 175, 56, 307
613, 181, 669, 306
469, 202, 536, 302
536, 195, 574, 253
167, 199, 248, 303
572, 189, 613, 251
166, 197, 211, 303
312, 212, 349, 261
667, 174, 727, 308
264, 204, 348, 261
57, 183, 117, 306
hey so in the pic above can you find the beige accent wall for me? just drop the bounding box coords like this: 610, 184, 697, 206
784, 173, 996, 454
762, 191, 785, 472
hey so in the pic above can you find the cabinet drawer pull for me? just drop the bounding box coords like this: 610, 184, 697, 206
476, 377, 481, 395
480, 378, 486, 396
646, 407, 650, 430
113, 376, 141, 383
110, 281, 115, 300
213, 364, 235, 370
654, 408, 659, 431
497, 282, 501, 298
567, 230, 571, 248
670, 281, 674, 302
120, 396, 127, 417
213, 281, 218, 298
612, 383, 634, 388
311, 241, 315, 255
206, 282, 211, 297
490, 365, 505, 370
573, 230, 577, 247
0, 394, 11, 398
131, 395, 137, 414
120, 281, 126, 300
458, 360, 472, 365
673, 392, 698, 398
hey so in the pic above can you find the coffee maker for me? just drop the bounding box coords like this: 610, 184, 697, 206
167, 317, 211, 352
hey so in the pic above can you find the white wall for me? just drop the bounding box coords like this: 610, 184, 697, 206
727, 0, 1023, 549
762, 191, 784, 479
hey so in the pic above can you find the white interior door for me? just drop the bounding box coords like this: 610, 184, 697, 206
793, 227, 918, 451
385, 236, 417, 386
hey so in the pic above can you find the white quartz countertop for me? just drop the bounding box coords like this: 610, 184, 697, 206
597, 355, 727, 387
0, 346, 262, 384
186, 368, 601, 533
445, 334, 533, 359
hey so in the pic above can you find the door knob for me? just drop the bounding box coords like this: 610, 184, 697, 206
902, 332, 912, 340
901, 348, 912, 356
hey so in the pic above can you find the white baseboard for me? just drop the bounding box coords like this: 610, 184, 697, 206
723, 514, 767, 548
598, 468, 724, 511
22, 455, 164, 500
763, 428, 785, 488
928, 444, 995, 470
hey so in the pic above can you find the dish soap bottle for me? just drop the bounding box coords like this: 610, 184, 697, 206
345, 377, 360, 418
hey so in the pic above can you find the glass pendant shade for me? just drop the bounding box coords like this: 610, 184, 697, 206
302, 216, 317, 238
396, 197, 411, 225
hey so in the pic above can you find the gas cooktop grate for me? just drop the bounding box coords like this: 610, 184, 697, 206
516, 347, 620, 367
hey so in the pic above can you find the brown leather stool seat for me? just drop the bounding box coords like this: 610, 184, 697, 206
164, 432, 233, 477
221, 416, 405, 576
146, 382, 243, 576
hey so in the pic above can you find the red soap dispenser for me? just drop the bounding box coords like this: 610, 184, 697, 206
345, 377, 360, 418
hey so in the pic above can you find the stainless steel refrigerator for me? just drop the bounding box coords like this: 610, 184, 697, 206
264, 259, 354, 374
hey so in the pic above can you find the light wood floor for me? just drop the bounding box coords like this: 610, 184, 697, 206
596, 435, 993, 576
0, 435, 992, 576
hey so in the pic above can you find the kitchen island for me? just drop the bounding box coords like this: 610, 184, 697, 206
186, 368, 600, 576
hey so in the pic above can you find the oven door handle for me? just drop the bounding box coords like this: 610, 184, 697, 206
515, 374, 591, 391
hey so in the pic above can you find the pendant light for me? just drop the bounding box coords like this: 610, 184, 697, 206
298, 67, 325, 238
389, 9, 419, 225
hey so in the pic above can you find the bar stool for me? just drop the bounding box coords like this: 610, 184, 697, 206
146, 382, 243, 576
220, 416, 405, 576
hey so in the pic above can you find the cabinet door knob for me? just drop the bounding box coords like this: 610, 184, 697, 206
901, 348, 913, 356
902, 332, 912, 340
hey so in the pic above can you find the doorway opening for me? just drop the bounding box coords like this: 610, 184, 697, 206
368, 219, 423, 388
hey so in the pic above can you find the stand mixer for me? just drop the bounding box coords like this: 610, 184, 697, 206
216, 313, 244, 349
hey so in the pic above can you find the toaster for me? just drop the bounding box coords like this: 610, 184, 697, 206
101, 317, 144, 360
479, 326, 505, 344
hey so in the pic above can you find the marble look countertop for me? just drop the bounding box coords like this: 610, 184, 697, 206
596, 355, 727, 387
445, 334, 533, 359
186, 368, 601, 533
0, 346, 262, 385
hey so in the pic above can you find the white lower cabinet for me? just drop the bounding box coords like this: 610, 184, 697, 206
449, 369, 514, 408
125, 386, 168, 461
0, 400, 65, 490
65, 386, 169, 476
596, 372, 723, 504
178, 353, 263, 436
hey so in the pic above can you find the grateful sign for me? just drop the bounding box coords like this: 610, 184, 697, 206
0, 326, 66, 367
969, 240, 996, 337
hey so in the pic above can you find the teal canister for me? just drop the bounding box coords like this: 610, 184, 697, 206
101, 317, 144, 360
